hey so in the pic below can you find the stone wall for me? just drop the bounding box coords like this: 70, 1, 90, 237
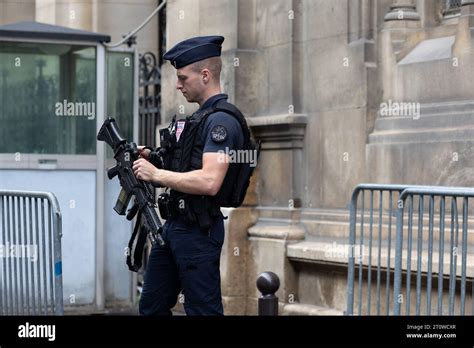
0, 0, 158, 57
159, 0, 474, 315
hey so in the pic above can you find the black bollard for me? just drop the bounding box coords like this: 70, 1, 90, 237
256, 271, 280, 316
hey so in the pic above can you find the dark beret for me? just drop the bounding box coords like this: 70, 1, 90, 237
163, 35, 225, 69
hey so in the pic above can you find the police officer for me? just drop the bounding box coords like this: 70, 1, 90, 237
132, 35, 245, 316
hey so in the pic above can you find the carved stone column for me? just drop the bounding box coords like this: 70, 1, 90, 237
453, 0, 474, 56
381, 0, 421, 101
383, 0, 421, 59
384, 0, 421, 21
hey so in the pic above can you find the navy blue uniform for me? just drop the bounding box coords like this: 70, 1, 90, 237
139, 94, 244, 316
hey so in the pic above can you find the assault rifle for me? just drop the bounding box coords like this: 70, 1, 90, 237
97, 118, 164, 272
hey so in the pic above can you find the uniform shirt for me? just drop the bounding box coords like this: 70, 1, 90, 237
199, 94, 244, 154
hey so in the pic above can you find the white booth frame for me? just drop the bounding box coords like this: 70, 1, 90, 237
0, 37, 139, 311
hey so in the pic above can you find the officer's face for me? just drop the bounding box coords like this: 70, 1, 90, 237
176, 66, 204, 103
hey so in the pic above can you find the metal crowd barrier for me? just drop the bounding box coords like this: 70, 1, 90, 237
347, 184, 474, 316
0, 190, 63, 315
346, 184, 412, 315
393, 186, 474, 316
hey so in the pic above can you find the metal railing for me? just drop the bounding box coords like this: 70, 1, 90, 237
347, 184, 474, 316
347, 184, 414, 315
139, 52, 161, 147
393, 186, 474, 315
0, 190, 63, 315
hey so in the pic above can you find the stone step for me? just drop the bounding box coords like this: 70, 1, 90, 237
282, 303, 344, 316
287, 240, 474, 278
287, 240, 349, 266
303, 208, 474, 246
369, 100, 474, 144
383, 110, 474, 126
369, 127, 474, 144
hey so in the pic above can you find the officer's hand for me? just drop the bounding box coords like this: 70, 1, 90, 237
133, 158, 158, 183
137, 146, 151, 159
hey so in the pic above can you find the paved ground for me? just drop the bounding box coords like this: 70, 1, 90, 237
64, 305, 185, 316
64, 305, 139, 316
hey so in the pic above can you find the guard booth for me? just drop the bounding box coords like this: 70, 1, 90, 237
0, 21, 140, 312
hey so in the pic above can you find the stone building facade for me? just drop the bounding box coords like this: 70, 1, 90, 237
162, 0, 474, 315
2, 0, 473, 315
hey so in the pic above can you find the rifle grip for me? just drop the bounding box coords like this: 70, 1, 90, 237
126, 203, 140, 221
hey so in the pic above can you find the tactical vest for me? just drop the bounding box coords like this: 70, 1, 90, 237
155, 98, 259, 231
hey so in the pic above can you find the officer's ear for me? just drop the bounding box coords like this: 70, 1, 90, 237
201, 68, 211, 84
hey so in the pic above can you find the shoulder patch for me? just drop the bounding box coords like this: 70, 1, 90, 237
211, 125, 228, 143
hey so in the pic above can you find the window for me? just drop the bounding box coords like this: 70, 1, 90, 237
106, 51, 134, 158
107, 51, 133, 141
0, 42, 97, 155
443, 0, 462, 18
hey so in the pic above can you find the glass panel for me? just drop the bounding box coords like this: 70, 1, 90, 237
106, 51, 134, 158
0, 42, 97, 154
